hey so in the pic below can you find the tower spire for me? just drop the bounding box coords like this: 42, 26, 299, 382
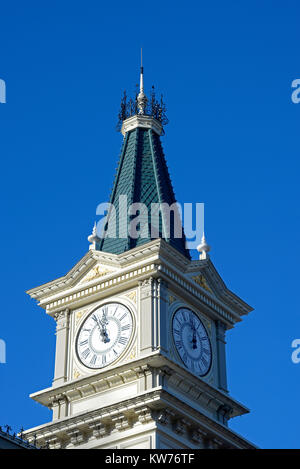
137, 48, 147, 114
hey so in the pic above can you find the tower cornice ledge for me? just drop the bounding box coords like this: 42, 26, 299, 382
121, 115, 163, 136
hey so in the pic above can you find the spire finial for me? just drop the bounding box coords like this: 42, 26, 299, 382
88, 221, 100, 250
137, 48, 147, 114
197, 232, 211, 260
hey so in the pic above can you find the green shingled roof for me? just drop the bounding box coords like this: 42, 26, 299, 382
99, 127, 190, 259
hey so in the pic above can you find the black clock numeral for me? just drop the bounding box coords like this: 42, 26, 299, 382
118, 336, 128, 345
90, 354, 97, 365
175, 340, 183, 349
121, 324, 130, 331
113, 349, 118, 356
200, 356, 208, 368
91, 314, 98, 322
82, 348, 91, 360
102, 355, 106, 365
119, 313, 127, 322
202, 347, 210, 356
80, 340, 88, 347
173, 327, 180, 335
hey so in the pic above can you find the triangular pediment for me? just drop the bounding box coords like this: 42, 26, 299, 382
186, 258, 253, 317
26, 249, 121, 302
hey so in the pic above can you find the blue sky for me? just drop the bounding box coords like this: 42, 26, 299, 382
0, 0, 299, 448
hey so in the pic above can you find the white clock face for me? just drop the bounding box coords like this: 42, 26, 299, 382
172, 308, 212, 376
76, 303, 133, 369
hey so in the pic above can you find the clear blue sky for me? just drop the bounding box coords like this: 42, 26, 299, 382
0, 0, 299, 449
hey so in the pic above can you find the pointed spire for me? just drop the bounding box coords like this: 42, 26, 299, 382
88, 221, 100, 250
137, 48, 148, 114
197, 232, 211, 260
140, 48, 144, 92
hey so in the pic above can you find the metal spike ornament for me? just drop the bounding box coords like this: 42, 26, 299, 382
137, 49, 148, 114
116, 50, 168, 129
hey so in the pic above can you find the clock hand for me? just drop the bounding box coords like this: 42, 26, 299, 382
99, 312, 110, 344
95, 314, 110, 344
191, 317, 197, 350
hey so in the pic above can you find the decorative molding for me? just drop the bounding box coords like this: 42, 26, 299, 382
24, 389, 254, 449
73, 369, 81, 380
80, 265, 116, 284
124, 290, 137, 304
168, 295, 176, 305
192, 275, 212, 293
121, 115, 163, 137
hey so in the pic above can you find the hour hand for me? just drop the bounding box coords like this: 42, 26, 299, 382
100, 327, 110, 343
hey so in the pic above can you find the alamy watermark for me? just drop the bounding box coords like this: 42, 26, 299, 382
95, 197, 205, 250
0, 339, 6, 364
291, 339, 300, 364
291, 79, 300, 103
0, 79, 6, 103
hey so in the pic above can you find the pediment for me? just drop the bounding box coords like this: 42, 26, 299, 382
186, 259, 253, 317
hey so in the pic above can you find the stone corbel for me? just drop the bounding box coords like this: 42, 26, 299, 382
89, 420, 110, 439
66, 428, 85, 446
111, 413, 131, 432
157, 409, 174, 426
45, 435, 63, 449
135, 406, 153, 424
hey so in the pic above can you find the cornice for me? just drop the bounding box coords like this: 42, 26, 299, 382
29, 354, 248, 419
121, 115, 163, 136
23, 387, 255, 449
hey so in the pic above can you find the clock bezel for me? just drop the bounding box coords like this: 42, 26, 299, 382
171, 306, 212, 377
74, 301, 135, 371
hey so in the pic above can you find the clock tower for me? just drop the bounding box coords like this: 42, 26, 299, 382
23, 66, 255, 449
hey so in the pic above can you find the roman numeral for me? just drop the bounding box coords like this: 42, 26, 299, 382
102, 355, 106, 365
90, 354, 97, 365
121, 324, 130, 331
173, 328, 180, 335
175, 340, 183, 349
119, 313, 127, 322
182, 311, 188, 322
80, 340, 88, 347
118, 336, 127, 345
82, 348, 90, 359
200, 356, 208, 368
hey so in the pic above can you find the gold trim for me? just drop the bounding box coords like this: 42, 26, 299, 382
125, 290, 137, 304
81, 265, 115, 283
192, 275, 212, 293
169, 295, 176, 305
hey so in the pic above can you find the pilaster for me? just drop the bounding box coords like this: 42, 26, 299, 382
216, 320, 228, 393
53, 309, 70, 387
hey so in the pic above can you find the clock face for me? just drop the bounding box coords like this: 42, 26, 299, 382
172, 308, 212, 376
76, 303, 133, 369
